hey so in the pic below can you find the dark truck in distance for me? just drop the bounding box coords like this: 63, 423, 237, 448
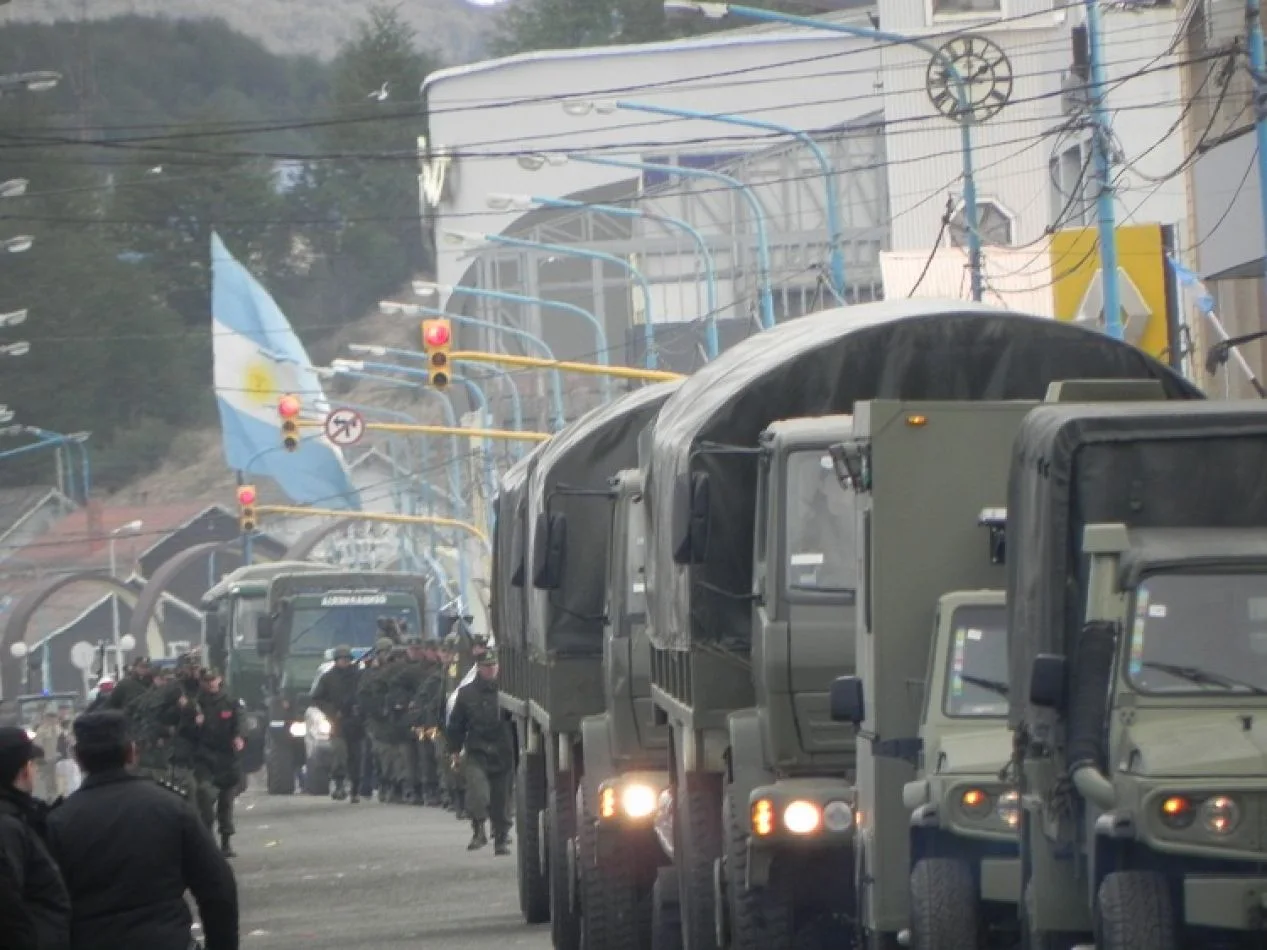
497, 382, 680, 950
1005, 401, 1267, 949
640, 300, 1205, 950
202, 564, 426, 795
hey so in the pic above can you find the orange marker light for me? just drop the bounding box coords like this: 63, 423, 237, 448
751, 799, 774, 837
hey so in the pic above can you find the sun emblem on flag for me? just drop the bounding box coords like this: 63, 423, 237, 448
243, 358, 279, 409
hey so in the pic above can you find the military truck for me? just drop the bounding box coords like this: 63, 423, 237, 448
640, 299, 1204, 950
1005, 401, 1267, 949
498, 382, 680, 949
201, 562, 427, 795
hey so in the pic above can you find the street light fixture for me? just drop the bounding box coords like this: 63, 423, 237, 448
0, 179, 28, 199
0, 70, 61, 94
0, 341, 30, 356
108, 520, 144, 678
0, 309, 28, 329
1, 236, 32, 254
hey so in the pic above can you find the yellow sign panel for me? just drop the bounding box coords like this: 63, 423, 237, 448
1050, 224, 1169, 359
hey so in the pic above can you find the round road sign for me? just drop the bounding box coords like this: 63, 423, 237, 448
324, 408, 365, 446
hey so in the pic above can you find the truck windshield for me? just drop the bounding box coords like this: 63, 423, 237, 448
627, 495, 646, 618
232, 597, 266, 650
286, 598, 420, 655
943, 604, 1009, 718
785, 450, 856, 594
1128, 572, 1267, 696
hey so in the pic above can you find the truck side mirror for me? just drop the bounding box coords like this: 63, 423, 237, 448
255, 614, 274, 657
533, 511, 568, 590
1029, 654, 1067, 709
671, 472, 710, 565
830, 675, 865, 724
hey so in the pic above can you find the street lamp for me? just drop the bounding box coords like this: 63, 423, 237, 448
0, 341, 29, 356
109, 520, 143, 677
0, 70, 60, 94
0, 179, 28, 199
0, 309, 28, 329
1, 236, 32, 254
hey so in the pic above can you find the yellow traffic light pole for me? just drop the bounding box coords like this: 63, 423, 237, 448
295, 419, 550, 443
449, 351, 684, 382
254, 505, 490, 545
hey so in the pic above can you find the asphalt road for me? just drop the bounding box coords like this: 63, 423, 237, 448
219, 781, 552, 950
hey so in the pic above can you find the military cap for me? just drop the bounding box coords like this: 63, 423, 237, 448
477, 651, 498, 667
375, 637, 395, 653
333, 645, 353, 660
73, 710, 130, 751
0, 727, 43, 778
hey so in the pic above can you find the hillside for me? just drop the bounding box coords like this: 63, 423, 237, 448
7, 0, 495, 63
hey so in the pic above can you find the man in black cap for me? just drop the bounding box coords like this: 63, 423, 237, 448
446, 651, 514, 854
0, 726, 70, 949
310, 646, 362, 803
44, 711, 238, 950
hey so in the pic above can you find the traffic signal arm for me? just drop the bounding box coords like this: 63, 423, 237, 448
254, 505, 489, 544
296, 419, 550, 442
450, 351, 683, 382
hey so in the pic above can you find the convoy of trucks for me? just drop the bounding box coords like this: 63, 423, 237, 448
200, 562, 428, 796
487, 297, 1244, 950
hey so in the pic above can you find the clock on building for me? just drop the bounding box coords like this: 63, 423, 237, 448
925, 34, 1014, 124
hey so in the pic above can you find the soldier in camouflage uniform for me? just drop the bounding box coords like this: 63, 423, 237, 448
358, 637, 399, 802
167, 656, 207, 807
408, 637, 446, 806
128, 664, 178, 781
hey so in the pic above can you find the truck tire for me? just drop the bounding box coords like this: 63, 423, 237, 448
723, 788, 794, 950
908, 858, 977, 950
303, 762, 331, 797
516, 752, 550, 924
265, 733, 295, 796
677, 772, 723, 950
577, 784, 645, 950
1095, 871, 1178, 950
550, 770, 581, 950
652, 866, 683, 950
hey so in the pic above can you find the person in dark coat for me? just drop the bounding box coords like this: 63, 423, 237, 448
310, 645, 363, 803
446, 651, 515, 854
0, 843, 39, 950
0, 727, 70, 950
44, 711, 239, 950
195, 670, 244, 856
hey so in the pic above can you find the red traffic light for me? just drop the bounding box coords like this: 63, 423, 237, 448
278, 394, 301, 419
423, 322, 451, 348
236, 485, 257, 506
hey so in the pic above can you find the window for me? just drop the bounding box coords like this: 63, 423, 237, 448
932, 0, 1002, 17
287, 599, 421, 655
943, 603, 1009, 717
231, 597, 265, 650
1127, 572, 1267, 695
949, 199, 1014, 248
784, 450, 857, 597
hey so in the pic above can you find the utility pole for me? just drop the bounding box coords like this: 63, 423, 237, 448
1246, 0, 1267, 303
1085, 0, 1125, 340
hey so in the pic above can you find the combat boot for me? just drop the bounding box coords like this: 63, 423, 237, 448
220, 834, 236, 858
331, 778, 347, 801
350, 787, 360, 804
467, 819, 488, 851
493, 831, 511, 856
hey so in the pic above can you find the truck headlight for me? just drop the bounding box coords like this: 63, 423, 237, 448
822, 800, 854, 832
1201, 795, 1240, 835
782, 800, 822, 835
960, 787, 993, 818
996, 790, 1020, 829
288, 722, 307, 738
620, 783, 658, 819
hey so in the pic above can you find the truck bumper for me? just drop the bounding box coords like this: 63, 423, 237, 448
1184, 875, 1267, 930
746, 778, 856, 889
980, 857, 1020, 903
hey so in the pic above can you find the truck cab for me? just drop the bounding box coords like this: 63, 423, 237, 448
902, 589, 1019, 947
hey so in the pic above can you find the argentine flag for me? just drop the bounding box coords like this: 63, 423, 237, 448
211, 232, 361, 510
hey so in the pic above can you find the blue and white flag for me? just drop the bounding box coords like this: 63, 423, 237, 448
211, 232, 361, 510
1168, 254, 1216, 315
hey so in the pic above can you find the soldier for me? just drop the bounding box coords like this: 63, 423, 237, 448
387, 636, 431, 806
446, 651, 514, 854
407, 638, 446, 806
128, 666, 180, 782
310, 645, 363, 803
168, 657, 206, 807
358, 638, 397, 802
105, 657, 152, 716
196, 669, 244, 856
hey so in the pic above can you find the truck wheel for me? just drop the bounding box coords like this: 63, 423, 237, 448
516, 751, 550, 923
265, 733, 295, 795
1095, 871, 1178, 950
303, 763, 331, 796
676, 772, 723, 950
577, 784, 645, 950
652, 866, 683, 950
550, 770, 581, 950
723, 788, 794, 950
908, 858, 977, 950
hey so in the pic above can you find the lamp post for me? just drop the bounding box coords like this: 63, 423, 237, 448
443, 228, 661, 370
487, 192, 721, 359
662, 1, 988, 303
566, 98, 847, 304
521, 151, 777, 329
108, 520, 143, 676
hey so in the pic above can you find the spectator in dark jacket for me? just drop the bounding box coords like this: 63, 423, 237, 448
44, 711, 239, 950
0, 843, 39, 950
0, 727, 70, 950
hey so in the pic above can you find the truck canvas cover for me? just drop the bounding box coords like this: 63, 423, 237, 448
642, 299, 1200, 652
526, 382, 681, 654
491, 444, 546, 649
1006, 401, 1267, 729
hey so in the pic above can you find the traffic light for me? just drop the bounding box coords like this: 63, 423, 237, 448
278, 393, 301, 452
422, 319, 452, 391
237, 484, 258, 533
